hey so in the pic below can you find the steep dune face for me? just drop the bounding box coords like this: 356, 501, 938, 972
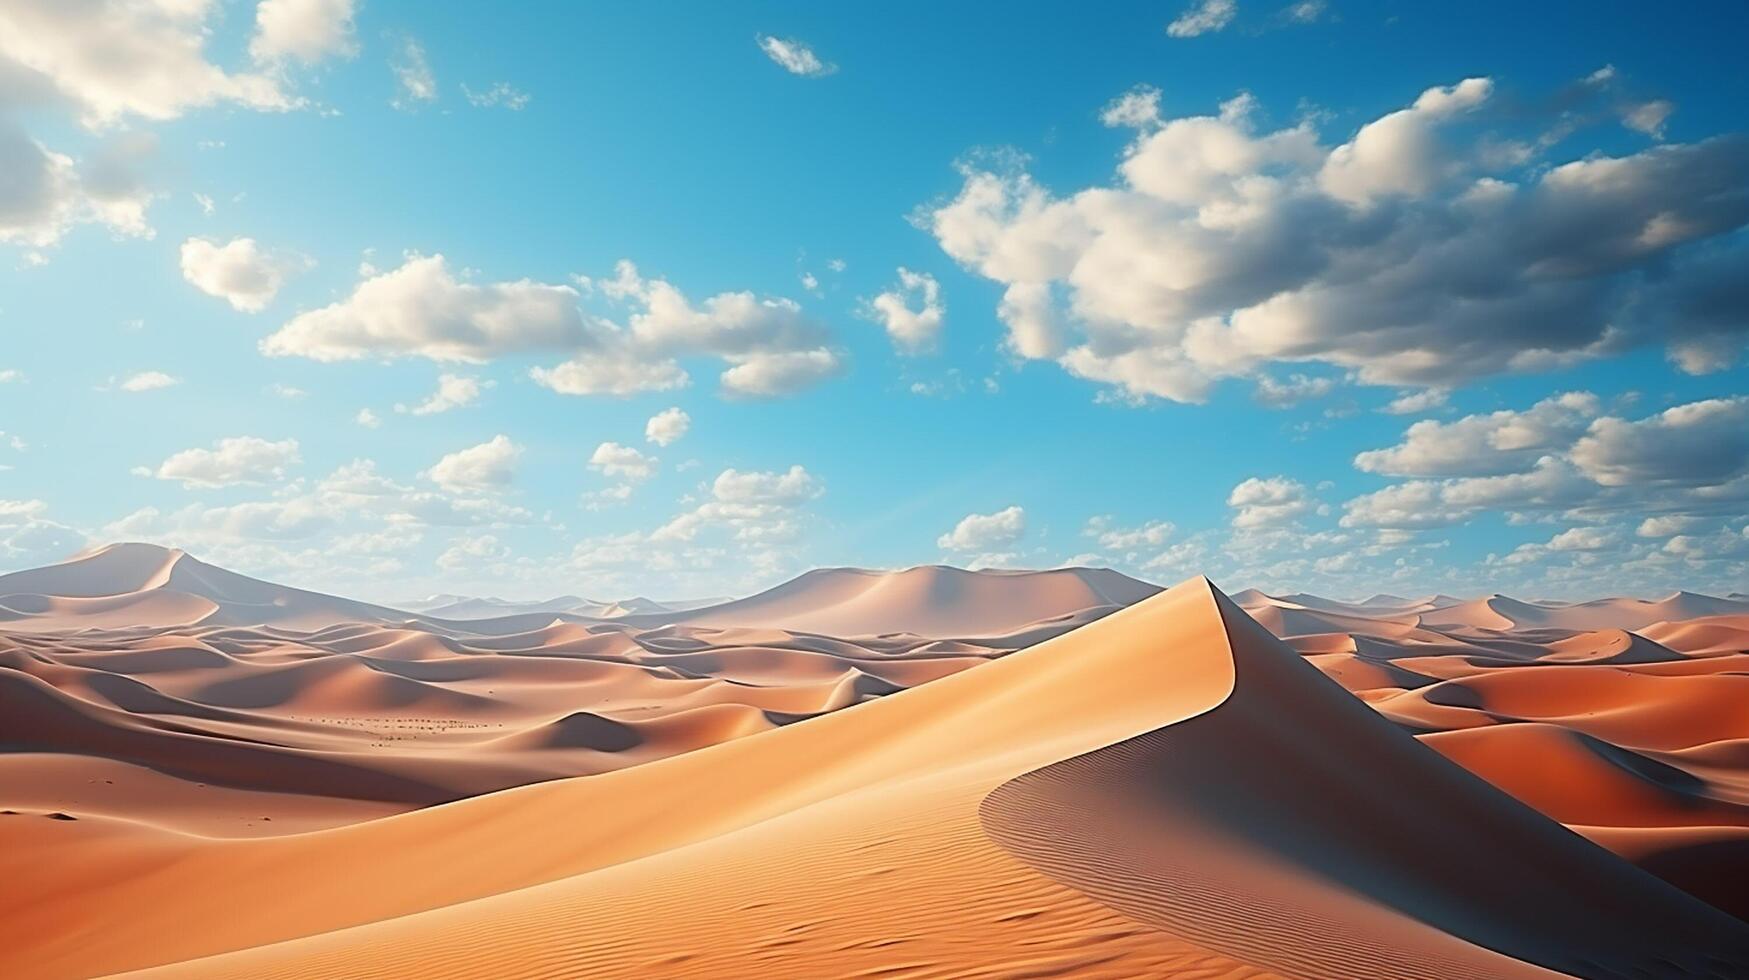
7, 552, 1749, 977
1248, 591, 1749, 931
984, 591, 1749, 979
9, 580, 1747, 979
644, 564, 1161, 637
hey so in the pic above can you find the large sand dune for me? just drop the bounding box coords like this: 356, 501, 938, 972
4, 546, 1749, 977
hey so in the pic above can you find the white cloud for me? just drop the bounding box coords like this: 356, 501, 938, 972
397, 373, 490, 416
436, 533, 508, 571
180, 236, 304, 312
1638, 515, 1699, 538
1318, 77, 1493, 206
1343, 458, 1591, 532
462, 82, 530, 110
1085, 516, 1174, 551
263, 254, 588, 362
1228, 476, 1312, 528
756, 35, 835, 77
1381, 389, 1449, 415
1282, 1, 1327, 23
250, 0, 358, 66
144, 436, 301, 488
645, 407, 690, 446
267, 383, 306, 399
1167, 0, 1237, 38
535, 261, 842, 398
0, 0, 293, 127
1355, 392, 1600, 477
118, 370, 179, 392
0, 370, 22, 383
355, 407, 381, 428
652, 465, 822, 545
1571, 397, 1749, 488
1101, 86, 1163, 130
1622, 99, 1674, 139
390, 37, 436, 109
268, 256, 841, 399
928, 78, 1749, 403
867, 267, 945, 353
937, 505, 1026, 551
425, 435, 520, 493
589, 441, 657, 481
0, 124, 157, 246
1253, 372, 1336, 407
0, 498, 84, 567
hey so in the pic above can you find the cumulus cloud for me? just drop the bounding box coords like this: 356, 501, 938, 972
1253, 372, 1336, 407
1340, 392, 1749, 537
1229, 476, 1312, 528
534, 261, 843, 398
1638, 514, 1699, 538
1101, 86, 1163, 130
589, 441, 657, 482
1342, 456, 1592, 530
653, 465, 822, 544
116, 370, 179, 392
1085, 515, 1175, 551
1381, 389, 1449, 415
645, 407, 690, 446
1622, 99, 1674, 139
142, 436, 301, 488
355, 407, 381, 428
0, 123, 157, 246
397, 373, 490, 415
928, 77, 1749, 403
1355, 392, 1600, 477
0, 0, 293, 127
425, 435, 519, 493
250, 0, 357, 66
180, 236, 304, 312
867, 267, 945, 353
1571, 397, 1749, 487
756, 35, 835, 77
937, 505, 1026, 552
269, 256, 841, 399
1491, 525, 1623, 566
1167, 0, 1237, 37
263, 254, 588, 361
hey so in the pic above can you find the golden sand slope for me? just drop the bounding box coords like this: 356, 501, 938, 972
7, 579, 1748, 978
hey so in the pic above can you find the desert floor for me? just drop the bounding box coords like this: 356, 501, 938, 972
4, 544, 1749, 978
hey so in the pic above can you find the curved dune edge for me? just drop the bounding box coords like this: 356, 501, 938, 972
12, 578, 1239, 978
980, 589, 1749, 980
11, 578, 1741, 979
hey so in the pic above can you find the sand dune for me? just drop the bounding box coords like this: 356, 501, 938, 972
640, 563, 1162, 637
6, 549, 1749, 977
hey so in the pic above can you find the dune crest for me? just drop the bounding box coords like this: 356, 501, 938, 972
6, 550, 1749, 976
5, 575, 1747, 977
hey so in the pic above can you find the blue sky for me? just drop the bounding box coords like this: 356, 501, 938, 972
1, 0, 1746, 601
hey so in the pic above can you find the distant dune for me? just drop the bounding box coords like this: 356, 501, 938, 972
3, 546, 1749, 977
639, 563, 1162, 637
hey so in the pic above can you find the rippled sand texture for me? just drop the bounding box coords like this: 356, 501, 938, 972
3, 543, 1748, 978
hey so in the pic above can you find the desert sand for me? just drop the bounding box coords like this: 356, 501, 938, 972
3, 544, 1748, 978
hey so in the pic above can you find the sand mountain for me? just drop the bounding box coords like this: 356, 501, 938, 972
7, 577, 1747, 978
0, 542, 410, 631
638, 563, 1162, 637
